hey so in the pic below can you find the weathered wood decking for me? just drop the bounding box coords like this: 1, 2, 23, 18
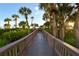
23, 32, 54, 56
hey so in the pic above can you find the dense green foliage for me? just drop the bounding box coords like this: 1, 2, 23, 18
44, 28, 76, 47
44, 28, 51, 34
0, 29, 30, 47
64, 30, 76, 46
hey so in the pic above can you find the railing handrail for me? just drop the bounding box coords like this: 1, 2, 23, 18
43, 30, 79, 55
53, 35, 79, 54
0, 29, 37, 55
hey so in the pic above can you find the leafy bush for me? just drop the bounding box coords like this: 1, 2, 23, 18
0, 29, 28, 47
0, 39, 7, 47
64, 30, 76, 46
0, 29, 4, 35
44, 28, 51, 34
44, 28, 76, 47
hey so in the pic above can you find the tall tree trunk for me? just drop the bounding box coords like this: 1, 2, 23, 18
26, 18, 30, 34
59, 14, 64, 41
8, 21, 10, 29
74, 5, 79, 48
15, 19, 18, 28
50, 12, 57, 37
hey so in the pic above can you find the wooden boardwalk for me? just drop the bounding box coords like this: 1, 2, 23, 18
23, 32, 54, 56
0, 30, 79, 56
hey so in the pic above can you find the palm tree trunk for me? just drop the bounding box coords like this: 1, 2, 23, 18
26, 18, 30, 34
74, 5, 79, 48
15, 19, 18, 28
24, 15, 30, 33
59, 14, 64, 41
50, 12, 57, 37
8, 21, 10, 29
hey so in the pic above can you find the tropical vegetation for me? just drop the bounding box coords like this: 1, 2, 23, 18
0, 3, 79, 49
39, 3, 79, 48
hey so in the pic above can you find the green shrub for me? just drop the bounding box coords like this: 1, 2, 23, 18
0, 39, 7, 47
0, 29, 28, 47
0, 29, 4, 35
44, 28, 51, 34
64, 30, 76, 46
44, 28, 76, 47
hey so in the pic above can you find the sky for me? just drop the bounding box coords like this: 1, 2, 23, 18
0, 3, 45, 28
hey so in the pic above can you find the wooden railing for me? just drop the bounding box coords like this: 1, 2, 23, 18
43, 30, 79, 56
0, 30, 38, 56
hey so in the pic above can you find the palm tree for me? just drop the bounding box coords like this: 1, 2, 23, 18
74, 4, 79, 48
12, 14, 19, 28
39, 3, 57, 37
44, 22, 50, 29
31, 16, 34, 26
4, 24, 10, 29
19, 7, 32, 33
42, 12, 51, 31
57, 3, 74, 40
19, 21, 26, 29
31, 23, 38, 29
4, 18, 11, 29
43, 12, 50, 22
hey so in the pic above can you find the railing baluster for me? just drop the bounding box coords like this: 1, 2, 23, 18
8, 50, 12, 56
13, 47, 15, 56
15, 46, 18, 56
64, 48, 67, 56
